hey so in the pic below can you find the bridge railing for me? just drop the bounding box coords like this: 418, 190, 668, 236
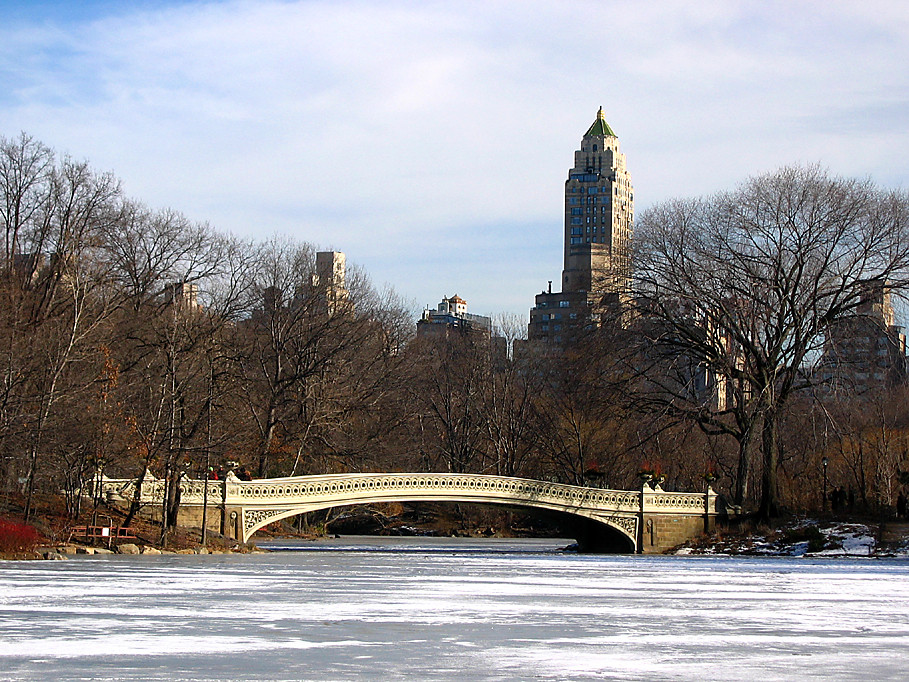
98, 476, 240, 506
643, 488, 719, 514
232, 473, 643, 512
97, 472, 720, 515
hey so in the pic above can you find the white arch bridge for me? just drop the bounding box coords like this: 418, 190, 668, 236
100, 472, 722, 553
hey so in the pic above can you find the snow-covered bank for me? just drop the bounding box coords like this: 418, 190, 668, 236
675, 519, 909, 558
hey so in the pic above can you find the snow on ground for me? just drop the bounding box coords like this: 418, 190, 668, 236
814, 524, 876, 557
676, 518, 909, 557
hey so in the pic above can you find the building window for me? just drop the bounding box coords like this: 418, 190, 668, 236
542, 314, 549, 321
554, 325, 561, 331
570, 197, 579, 205
571, 208, 582, 215
559, 301, 570, 308
571, 227, 582, 235
569, 313, 577, 319
570, 237, 582, 244
588, 187, 598, 194
542, 325, 549, 331
571, 217, 581, 225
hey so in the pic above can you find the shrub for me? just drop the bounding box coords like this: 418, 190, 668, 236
785, 524, 827, 553
0, 518, 41, 553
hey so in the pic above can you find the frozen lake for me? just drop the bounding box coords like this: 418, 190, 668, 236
2, 536, 908, 681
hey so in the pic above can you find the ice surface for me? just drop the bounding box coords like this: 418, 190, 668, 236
1, 537, 908, 681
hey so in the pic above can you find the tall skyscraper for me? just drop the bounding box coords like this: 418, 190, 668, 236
527, 108, 634, 346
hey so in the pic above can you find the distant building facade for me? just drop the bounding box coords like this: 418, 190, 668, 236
818, 280, 907, 393
163, 281, 200, 311
313, 251, 349, 316
527, 107, 634, 346
417, 295, 492, 340
257, 250, 350, 319
416, 294, 507, 360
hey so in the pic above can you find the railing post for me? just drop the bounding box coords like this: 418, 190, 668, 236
704, 485, 717, 533
220, 473, 241, 540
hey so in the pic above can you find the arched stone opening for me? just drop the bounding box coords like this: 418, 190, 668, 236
518, 507, 636, 553
242, 500, 637, 553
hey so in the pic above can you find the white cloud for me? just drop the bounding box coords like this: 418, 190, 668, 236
1, 0, 908, 318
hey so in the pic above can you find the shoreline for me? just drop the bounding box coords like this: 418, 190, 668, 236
6, 514, 909, 562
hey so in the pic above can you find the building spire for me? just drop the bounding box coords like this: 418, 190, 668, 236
585, 106, 616, 137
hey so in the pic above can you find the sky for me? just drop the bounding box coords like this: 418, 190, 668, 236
2, 0, 908, 321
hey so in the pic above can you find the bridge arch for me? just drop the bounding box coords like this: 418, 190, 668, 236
231, 473, 641, 551
239, 495, 638, 553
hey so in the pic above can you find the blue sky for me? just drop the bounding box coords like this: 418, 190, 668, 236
2, 0, 908, 321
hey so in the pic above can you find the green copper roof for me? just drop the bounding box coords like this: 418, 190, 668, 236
585, 106, 616, 137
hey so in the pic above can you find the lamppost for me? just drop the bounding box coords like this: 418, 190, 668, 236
822, 457, 829, 513
92, 458, 105, 527
201, 457, 211, 547
202, 357, 215, 547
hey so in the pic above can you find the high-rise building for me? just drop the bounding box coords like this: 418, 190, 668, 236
313, 251, 349, 316
527, 107, 634, 346
817, 279, 907, 393
163, 281, 200, 311
257, 251, 350, 320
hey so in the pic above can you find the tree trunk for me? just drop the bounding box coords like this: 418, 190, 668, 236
733, 419, 758, 507
124, 465, 148, 526
259, 407, 278, 478
758, 410, 780, 521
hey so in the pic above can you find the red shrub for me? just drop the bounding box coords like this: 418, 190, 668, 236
0, 518, 41, 553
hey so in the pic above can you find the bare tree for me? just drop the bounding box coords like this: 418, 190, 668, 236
10, 153, 123, 518
408, 332, 489, 474
233, 239, 393, 477
0, 133, 54, 273
532, 345, 637, 487
104, 202, 223, 310
633, 165, 909, 519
